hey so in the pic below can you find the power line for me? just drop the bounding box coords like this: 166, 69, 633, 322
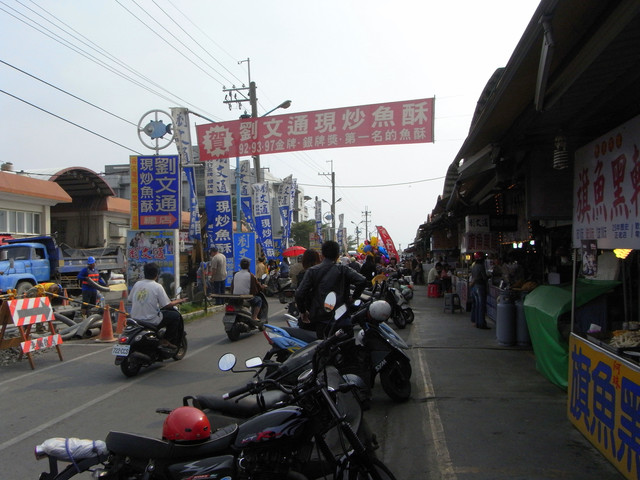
0, 89, 143, 154
299, 175, 446, 189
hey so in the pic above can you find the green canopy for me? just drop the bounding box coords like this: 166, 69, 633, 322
523, 279, 620, 389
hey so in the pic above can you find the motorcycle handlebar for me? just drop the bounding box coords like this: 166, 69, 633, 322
223, 382, 255, 400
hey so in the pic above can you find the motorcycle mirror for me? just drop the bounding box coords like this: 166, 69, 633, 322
334, 304, 348, 320
323, 291, 337, 312
218, 353, 237, 371
245, 357, 263, 368
261, 274, 267, 280
353, 299, 362, 307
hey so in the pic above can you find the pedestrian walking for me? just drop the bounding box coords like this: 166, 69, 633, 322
208, 246, 227, 305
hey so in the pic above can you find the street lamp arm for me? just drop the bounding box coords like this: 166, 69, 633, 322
261, 100, 292, 117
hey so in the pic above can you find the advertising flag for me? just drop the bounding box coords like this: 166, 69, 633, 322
278, 175, 295, 247
205, 159, 234, 282
239, 160, 255, 231
253, 183, 276, 259
130, 155, 180, 230
315, 199, 323, 243
376, 225, 399, 261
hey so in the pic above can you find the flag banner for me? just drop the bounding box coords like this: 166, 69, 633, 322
337, 214, 345, 251
273, 237, 283, 258
197, 98, 435, 161
278, 175, 295, 247
239, 160, 255, 231
130, 155, 180, 230
205, 159, 235, 280
288, 178, 297, 241
253, 183, 276, 259
233, 232, 256, 274
376, 225, 399, 261
315, 199, 323, 243
184, 167, 201, 241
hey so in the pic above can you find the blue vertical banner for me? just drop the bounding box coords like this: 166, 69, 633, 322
239, 160, 255, 231
277, 175, 294, 247
130, 155, 180, 230
252, 183, 276, 259
273, 238, 283, 259
205, 159, 234, 281
233, 232, 256, 273
315, 198, 323, 243
184, 167, 201, 241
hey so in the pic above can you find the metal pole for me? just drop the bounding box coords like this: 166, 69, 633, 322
250, 81, 260, 183
331, 171, 336, 241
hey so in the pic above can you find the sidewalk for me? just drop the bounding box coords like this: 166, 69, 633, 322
408, 283, 622, 479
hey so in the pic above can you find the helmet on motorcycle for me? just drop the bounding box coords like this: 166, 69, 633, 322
401, 286, 413, 300
87, 256, 96, 265
162, 406, 211, 442
368, 300, 391, 322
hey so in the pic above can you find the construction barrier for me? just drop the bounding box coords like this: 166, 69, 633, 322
0, 297, 63, 369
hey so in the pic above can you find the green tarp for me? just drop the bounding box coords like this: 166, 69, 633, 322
523, 279, 620, 389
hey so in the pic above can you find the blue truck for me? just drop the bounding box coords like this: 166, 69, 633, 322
0, 235, 125, 296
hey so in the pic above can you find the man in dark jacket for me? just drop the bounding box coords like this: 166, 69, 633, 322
295, 240, 367, 338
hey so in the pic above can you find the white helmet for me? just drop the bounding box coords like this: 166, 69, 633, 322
368, 300, 391, 322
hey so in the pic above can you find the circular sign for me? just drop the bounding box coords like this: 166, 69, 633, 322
137, 110, 175, 151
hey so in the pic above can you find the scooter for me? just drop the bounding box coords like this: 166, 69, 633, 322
264, 269, 293, 299
112, 303, 188, 377
222, 291, 268, 341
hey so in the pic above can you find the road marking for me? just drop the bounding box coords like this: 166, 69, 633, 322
0, 342, 215, 452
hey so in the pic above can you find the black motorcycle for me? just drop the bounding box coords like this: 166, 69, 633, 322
34, 331, 396, 480
112, 308, 187, 377
222, 291, 269, 341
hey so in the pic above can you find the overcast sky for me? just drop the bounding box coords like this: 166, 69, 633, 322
1, 0, 541, 250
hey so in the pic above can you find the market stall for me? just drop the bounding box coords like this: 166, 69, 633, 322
566, 115, 640, 479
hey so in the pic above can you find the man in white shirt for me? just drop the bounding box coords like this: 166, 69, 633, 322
231, 257, 264, 325
129, 262, 186, 349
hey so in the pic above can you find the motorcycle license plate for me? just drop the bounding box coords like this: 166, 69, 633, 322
112, 344, 130, 356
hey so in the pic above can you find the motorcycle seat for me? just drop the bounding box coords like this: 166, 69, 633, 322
280, 327, 317, 344
105, 423, 238, 460
129, 318, 160, 330
189, 390, 291, 417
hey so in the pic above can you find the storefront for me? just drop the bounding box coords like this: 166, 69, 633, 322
566, 115, 640, 479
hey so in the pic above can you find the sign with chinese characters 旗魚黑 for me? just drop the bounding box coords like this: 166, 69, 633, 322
573, 114, 640, 249
196, 98, 435, 161
130, 155, 180, 230
568, 334, 640, 479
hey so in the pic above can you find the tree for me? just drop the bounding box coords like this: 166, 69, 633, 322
290, 220, 315, 248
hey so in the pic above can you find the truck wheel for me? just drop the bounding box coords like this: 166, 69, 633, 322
16, 281, 33, 297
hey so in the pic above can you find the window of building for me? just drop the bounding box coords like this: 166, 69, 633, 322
0, 209, 41, 235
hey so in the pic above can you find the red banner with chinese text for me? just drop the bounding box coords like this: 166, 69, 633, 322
376, 225, 399, 262
197, 98, 435, 161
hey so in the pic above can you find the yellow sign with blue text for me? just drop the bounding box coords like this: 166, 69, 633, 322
569, 334, 640, 479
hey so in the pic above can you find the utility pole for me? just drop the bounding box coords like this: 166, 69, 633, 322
223, 58, 261, 183
362, 206, 371, 240
319, 161, 336, 241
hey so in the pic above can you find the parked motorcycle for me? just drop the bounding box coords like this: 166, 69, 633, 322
264, 269, 293, 300
112, 303, 188, 377
34, 330, 396, 479
222, 291, 269, 341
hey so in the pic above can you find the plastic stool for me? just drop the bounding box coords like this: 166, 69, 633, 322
427, 283, 440, 298
443, 293, 463, 313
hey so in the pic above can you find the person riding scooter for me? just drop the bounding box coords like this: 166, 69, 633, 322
231, 257, 265, 328
129, 262, 186, 349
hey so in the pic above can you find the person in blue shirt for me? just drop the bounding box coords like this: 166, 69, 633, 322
77, 256, 107, 317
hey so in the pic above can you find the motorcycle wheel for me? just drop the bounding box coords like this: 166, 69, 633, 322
227, 323, 241, 341
392, 311, 407, 329
380, 359, 411, 402
402, 307, 415, 324
337, 456, 397, 480
278, 293, 286, 304
172, 334, 188, 360
120, 357, 142, 377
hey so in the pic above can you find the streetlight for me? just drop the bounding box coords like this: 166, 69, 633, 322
351, 220, 364, 245
322, 197, 342, 241
252, 97, 292, 183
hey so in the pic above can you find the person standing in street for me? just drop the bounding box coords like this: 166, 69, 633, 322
77, 256, 107, 318
208, 246, 227, 305
255, 256, 268, 281
289, 255, 304, 288
295, 240, 367, 339
470, 252, 490, 329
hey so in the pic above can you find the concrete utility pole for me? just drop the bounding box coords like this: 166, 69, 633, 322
319, 161, 337, 241
363, 206, 371, 240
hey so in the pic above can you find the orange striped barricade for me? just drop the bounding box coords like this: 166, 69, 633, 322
0, 297, 63, 369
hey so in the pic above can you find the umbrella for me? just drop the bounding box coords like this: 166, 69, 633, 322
282, 246, 306, 257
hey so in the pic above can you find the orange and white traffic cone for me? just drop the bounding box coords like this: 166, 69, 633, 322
96, 305, 116, 342
116, 300, 127, 334
61, 288, 69, 307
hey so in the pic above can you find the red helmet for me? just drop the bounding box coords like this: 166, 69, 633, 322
162, 407, 211, 442
474, 252, 484, 260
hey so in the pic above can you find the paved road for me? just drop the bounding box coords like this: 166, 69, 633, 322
0, 286, 623, 479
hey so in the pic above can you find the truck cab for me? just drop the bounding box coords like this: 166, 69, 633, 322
0, 240, 54, 295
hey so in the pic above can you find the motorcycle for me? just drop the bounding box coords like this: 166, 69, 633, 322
222, 291, 269, 341
34, 329, 396, 479
264, 269, 293, 301
112, 301, 188, 378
